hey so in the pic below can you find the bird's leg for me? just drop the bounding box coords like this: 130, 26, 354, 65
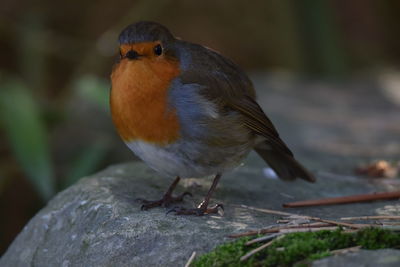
168, 173, 223, 216
137, 176, 192, 210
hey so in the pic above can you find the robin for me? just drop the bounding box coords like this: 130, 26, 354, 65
110, 21, 315, 216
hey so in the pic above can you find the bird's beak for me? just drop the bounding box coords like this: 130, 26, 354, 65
122, 50, 141, 60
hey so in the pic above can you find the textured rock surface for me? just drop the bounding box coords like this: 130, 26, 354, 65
313, 249, 400, 267
2, 76, 400, 266
1, 157, 400, 267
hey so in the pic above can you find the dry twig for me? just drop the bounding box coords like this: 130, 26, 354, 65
283, 191, 400, 208
340, 215, 400, 221
245, 233, 281, 246
279, 226, 339, 234
240, 236, 283, 262
239, 205, 364, 229
330, 245, 361, 255
229, 224, 328, 238
286, 222, 333, 227
184, 251, 196, 267
229, 228, 279, 238
228, 223, 369, 238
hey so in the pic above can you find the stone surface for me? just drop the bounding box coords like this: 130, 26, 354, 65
313, 249, 400, 267
1, 76, 400, 266
1, 158, 400, 267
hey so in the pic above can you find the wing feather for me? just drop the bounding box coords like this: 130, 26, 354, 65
178, 41, 293, 156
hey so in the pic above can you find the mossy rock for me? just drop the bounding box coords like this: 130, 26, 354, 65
193, 228, 400, 266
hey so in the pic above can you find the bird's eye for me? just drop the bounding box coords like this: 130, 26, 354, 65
154, 44, 162, 56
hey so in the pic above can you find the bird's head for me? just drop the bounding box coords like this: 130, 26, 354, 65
117, 21, 177, 61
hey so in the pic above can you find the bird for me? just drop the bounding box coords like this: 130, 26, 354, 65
110, 21, 315, 216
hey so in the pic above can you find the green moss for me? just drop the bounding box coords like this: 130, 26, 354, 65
193, 228, 400, 267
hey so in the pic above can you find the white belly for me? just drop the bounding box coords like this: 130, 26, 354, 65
126, 140, 252, 178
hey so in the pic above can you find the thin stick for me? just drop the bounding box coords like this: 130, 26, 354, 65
330, 246, 361, 255
246, 233, 281, 246
228, 228, 279, 238
240, 238, 278, 262
229, 223, 359, 238
380, 222, 400, 226
341, 215, 400, 221
283, 191, 400, 208
184, 251, 196, 267
278, 223, 344, 229
229, 223, 360, 238
239, 205, 363, 229
240, 205, 300, 217
279, 226, 339, 233
286, 222, 333, 228
230, 224, 330, 238
310, 218, 364, 229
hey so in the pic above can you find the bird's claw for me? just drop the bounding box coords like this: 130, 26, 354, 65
136, 191, 192, 210
167, 203, 224, 216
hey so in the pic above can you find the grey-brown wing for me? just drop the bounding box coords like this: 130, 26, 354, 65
178, 42, 292, 156
177, 41, 255, 99
227, 96, 293, 156
227, 96, 316, 182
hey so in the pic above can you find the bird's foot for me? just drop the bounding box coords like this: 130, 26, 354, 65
167, 203, 224, 216
136, 191, 192, 210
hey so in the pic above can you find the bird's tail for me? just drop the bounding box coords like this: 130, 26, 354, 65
254, 146, 316, 183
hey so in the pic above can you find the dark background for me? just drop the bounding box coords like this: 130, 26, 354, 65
1, 0, 400, 255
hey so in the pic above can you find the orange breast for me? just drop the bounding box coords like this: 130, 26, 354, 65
110, 47, 180, 145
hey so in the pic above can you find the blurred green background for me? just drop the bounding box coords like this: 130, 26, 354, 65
1, 0, 400, 255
